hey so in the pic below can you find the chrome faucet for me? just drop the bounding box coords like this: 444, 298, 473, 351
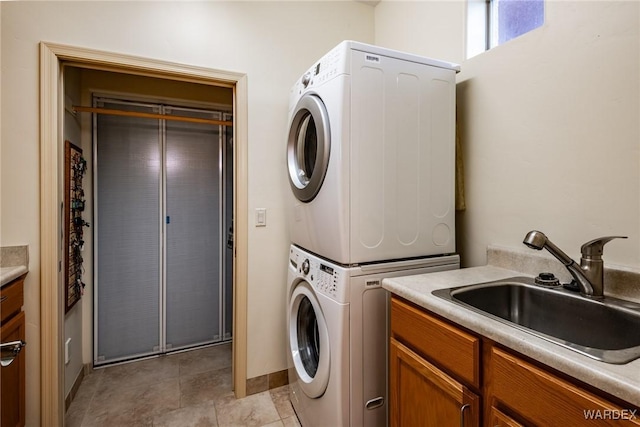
523, 231, 627, 298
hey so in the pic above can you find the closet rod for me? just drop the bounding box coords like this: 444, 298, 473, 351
73, 106, 233, 127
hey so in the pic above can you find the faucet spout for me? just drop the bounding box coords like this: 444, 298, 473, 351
523, 231, 596, 297
523, 231, 574, 266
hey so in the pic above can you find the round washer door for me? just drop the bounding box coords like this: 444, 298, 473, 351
287, 94, 331, 203
288, 280, 330, 398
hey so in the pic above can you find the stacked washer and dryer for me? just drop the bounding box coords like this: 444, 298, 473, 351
285, 41, 460, 427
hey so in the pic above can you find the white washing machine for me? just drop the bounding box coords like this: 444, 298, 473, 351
286, 245, 459, 427
286, 41, 460, 265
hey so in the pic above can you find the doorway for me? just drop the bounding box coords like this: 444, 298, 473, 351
40, 42, 249, 423
93, 96, 234, 364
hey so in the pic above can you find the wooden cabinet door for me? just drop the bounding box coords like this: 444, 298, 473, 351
390, 337, 480, 427
490, 406, 524, 427
1, 311, 26, 427
491, 346, 640, 427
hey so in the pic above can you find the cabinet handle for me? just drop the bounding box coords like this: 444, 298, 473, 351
1, 340, 26, 367
460, 403, 470, 427
0, 295, 7, 303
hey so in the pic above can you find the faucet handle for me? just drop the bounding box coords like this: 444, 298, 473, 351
580, 236, 627, 259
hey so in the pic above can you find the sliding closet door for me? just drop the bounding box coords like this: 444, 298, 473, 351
95, 101, 162, 363
165, 108, 222, 349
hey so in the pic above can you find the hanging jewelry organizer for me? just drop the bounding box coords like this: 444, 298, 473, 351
64, 140, 89, 312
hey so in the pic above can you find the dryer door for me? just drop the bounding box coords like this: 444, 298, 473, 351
288, 280, 330, 398
287, 94, 330, 202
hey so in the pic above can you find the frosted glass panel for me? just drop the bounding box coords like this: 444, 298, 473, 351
95, 99, 232, 362
96, 102, 161, 362
495, 0, 544, 45
165, 109, 221, 348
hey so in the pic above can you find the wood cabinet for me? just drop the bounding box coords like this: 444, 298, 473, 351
389, 295, 640, 427
390, 297, 480, 426
0, 275, 26, 427
489, 346, 640, 426
390, 296, 480, 388
390, 337, 480, 426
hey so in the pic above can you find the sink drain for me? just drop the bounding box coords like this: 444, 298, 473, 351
534, 272, 561, 287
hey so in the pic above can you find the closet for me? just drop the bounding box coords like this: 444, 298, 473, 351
93, 97, 233, 365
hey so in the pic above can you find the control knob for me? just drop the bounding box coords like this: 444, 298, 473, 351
301, 73, 311, 88
301, 259, 310, 275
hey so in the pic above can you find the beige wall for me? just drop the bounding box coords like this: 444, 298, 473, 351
374, 0, 466, 64
376, 1, 640, 270
1, 2, 374, 423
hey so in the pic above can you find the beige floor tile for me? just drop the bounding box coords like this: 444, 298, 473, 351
83, 378, 180, 426
180, 366, 233, 407
215, 391, 281, 427
65, 370, 104, 427
177, 343, 232, 377
153, 400, 218, 427
76, 369, 103, 397
269, 385, 295, 419
281, 416, 301, 427
64, 403, 87, 427
96, 355, 180, 394
67, 345, 301, 427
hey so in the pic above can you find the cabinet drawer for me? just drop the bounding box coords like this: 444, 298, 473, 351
491, 346, 640, 426
390, 296, 480, 388
0, 276, 24, 324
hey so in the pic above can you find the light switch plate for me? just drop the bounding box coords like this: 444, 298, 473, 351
65, 338, 71, 365
255, 208, 266, 227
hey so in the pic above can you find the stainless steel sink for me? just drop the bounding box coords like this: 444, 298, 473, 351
432, 277, 640, 364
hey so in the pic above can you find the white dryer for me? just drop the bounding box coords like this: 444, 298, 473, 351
287, 41, 460, 265
286, 245, 459, 427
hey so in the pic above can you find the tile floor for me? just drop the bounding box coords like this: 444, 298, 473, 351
65, 343, 301, 427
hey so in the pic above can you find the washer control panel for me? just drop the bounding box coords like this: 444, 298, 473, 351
316, 263, 338, 297
289, 246, 347, 303
302, 257, 340, 300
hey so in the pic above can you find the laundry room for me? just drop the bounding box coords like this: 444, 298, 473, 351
1, 1, 638, 425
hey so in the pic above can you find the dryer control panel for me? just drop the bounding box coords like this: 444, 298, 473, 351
289, 43, 347, 105
306, 46, 343, 88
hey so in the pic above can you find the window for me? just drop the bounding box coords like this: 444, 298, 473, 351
467, 0, 545, 58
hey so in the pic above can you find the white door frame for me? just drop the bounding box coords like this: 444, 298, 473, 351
39, 42, 249, 423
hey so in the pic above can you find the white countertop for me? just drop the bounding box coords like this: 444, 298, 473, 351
0, 266, 28, 287
382, 265, 640, 407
